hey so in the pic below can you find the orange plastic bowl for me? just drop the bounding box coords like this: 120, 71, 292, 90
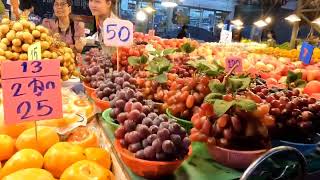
82, 82, 96, 97
114, 140, 190, 178
207, 144, 267, 169
91, 92, 110, 111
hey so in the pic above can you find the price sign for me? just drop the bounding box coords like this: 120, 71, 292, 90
28, 42, 42, 60
1, 60, 63, 124
220, 30, 232, 43
299, 42, 314, 64
103, 18, 133, 47
225, 57, 243, 73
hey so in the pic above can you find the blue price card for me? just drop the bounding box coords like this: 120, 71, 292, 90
299, 42, 315, 64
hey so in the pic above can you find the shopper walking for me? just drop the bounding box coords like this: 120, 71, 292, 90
88, 0, 118, 56
42, 0, 85, 54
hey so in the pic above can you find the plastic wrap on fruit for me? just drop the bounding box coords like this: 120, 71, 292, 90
56, 113, 87, 140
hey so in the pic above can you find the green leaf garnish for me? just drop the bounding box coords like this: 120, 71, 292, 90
214, 100, 235, 117
235, 99, 257, 112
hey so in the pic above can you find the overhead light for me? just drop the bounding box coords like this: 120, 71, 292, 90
217, 22, 224, 29
254, 20, 267, 28
231, 19, 243, 26
285, 14, 301, 22
235, 25, 243, 30
265, 17, 272, 24
136, 10, 147, 21
144, 6, 156, 14
312, 17, 320, 25
161, 0, 178, 8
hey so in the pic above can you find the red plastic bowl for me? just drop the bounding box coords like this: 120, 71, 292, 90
207, 144, 267, 169
82, 82, 96, 97
91, 92, 110, 111
114, 140, 190, 178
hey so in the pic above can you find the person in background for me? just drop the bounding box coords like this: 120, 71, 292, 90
266, 30, 277, 47
42, 0, 85, 54
177, 25, 188, 39
19, 0, 41, 25
88, 0, 117, 56
6, 0, 19, 19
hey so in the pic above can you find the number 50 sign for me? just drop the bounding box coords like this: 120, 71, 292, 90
103, 18, 133, 47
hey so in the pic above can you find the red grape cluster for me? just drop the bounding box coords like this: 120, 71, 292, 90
191, 103, 270, 150
163, 76, 211, 119
251, 84, 320, 142
115, 101, 190, 161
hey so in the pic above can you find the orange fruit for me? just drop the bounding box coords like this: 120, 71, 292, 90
0, 122, 34, 138
67, 127, 98, 148
84, 148, 112, 169
15, 126, 59, 155
60, 160, 115, 180
0, 149, 44, 178
2, 168, 55, 180
44, 142, 85, 178
0, 134, 15, 161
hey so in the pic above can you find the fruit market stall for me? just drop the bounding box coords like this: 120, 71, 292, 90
1, 16, 320, 180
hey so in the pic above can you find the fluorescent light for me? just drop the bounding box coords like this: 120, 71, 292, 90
217, 22, 224, 29
312, 17, 320, 25
285, 14, 301, 22
265, 17, 272, 24
144, 6, 156, 14
254, 20, 267, 28
136, 10, 147, 21
231, 19, 243, 26
161, 0, 178, 8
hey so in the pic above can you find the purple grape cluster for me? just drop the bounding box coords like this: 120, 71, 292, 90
96, 71, 137, 101
109, 88, 145, 119
81, 64, 104, 89
80, 49, 113, 88
115, 101, 190, 161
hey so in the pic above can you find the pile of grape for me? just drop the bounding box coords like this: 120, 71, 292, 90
163, 76, 211, 119
115, 101, 190, 161
252, 85, 320, 141
80, 49, 114, 89
80, 65, 104, 89
191, 103, 270, 150
95, 71, 136, 101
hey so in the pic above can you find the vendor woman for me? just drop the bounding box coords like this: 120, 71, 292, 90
42, 0, 85, 53
89, 0, 117, 55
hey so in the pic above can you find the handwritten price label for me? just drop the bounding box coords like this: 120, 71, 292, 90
225, 57, 243, 73
28, 42, 41, 60
103, 18, 133, 47
1, 60, 63, 124
220, 30, 232, 43
299, 42, 314, 64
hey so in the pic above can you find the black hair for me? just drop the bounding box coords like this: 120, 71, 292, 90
53, 0, 72, 6
19, 0, 35, 11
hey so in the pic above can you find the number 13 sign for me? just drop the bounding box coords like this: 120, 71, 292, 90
103, 18, 133, 47
1, 60, 62, 124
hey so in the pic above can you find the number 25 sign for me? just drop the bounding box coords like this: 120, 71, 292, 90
1, 60, 62, 124
103, 18, 133, 47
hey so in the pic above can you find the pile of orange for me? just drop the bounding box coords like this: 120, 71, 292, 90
254, 47, 320, 63
0, 126, 114, 179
